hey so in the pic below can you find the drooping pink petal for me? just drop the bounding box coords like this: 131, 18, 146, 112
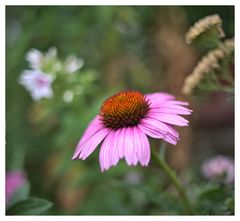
138, 123, 178, 145
144, 113, 180, 138
134, 127, 150, 166
109, 130, 121, 166
140, 118, 178, 137
124, 127, 138, 166
72, 115, 104, 159
73, 127, 111, 160
139, 118, 179, 145
138, 124, 165, 139
146, 112, 189, 126
110, 129, 121, 166
99, 131, 117, 171
116, 128, 126, 159
163, 133, 179, 145
78, 116, 103, 146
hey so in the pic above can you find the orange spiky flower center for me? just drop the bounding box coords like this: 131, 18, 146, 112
100, 91, 150, 129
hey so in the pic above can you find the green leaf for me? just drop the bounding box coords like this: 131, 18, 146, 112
196, 184, 234, 215
198, 185, 225, 201
6, 197, 53, 215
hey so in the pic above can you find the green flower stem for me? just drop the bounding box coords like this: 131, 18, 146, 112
151, 148, 196, 215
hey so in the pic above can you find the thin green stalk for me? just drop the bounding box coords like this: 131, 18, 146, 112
151, 148, 196, 215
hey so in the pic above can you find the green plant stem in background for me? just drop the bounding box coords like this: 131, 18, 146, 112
151, 148, 196, 215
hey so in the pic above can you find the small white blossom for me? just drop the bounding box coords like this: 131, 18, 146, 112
65, 55, 84, 73
19, 70, 54, 101
63, 90, 74, 103
45, 47, 57, 60
25, 49, 43, 69
25, 47, 58, 70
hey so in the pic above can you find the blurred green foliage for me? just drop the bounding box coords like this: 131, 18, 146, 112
6, 6, 234, 215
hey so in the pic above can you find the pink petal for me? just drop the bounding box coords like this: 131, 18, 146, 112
138, 124, 178, 145
145, 93, 175, 102
139, 117, 179, 145
109, 130, 121, 166
145, 112, 181, 137
116, 128, 126, 159
152, 104, 192, 113
99, 131, 117, 171
72, 116, 103, 159
134, 127, 150, 166
146, 112, 189, 126
124, 127, 138, 166
149, 107, 192, 115
138, 124, 165, 139
140, 118, 168, 135
140, 118, 178, 137
149, 99, 190, 109
73, 127, 111, 160
160, 100, 190, 106
78, 115, 103, 146
163, 134, 179, 145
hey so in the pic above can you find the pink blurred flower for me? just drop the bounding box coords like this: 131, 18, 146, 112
201, 155, 234, 184
72, 91, 192, 171
6, 171, 26, 205
19, 70, 54, 101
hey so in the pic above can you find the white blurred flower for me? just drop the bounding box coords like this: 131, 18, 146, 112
19, 70, 54, 101
63, 90, 74, 103
65, 55, 84, 73
25, 47, 58, 70
201, 155, 234, 184
45, 47, 57, 60
25, 49, 43, 69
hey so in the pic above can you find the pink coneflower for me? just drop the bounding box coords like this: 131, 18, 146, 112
72, 91, 192, 171
6, 171, 26, 205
